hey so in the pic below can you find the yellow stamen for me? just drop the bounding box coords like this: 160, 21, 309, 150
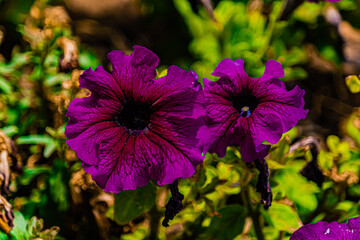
241, 106, 250, 112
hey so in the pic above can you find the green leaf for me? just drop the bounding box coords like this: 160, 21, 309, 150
345, 75, 360, 94
79, 51, 101, 69
274, 169, 319, 214
0, 231, 8, 240
16, 135, 58, 158
43, 139, 58, 158
26, 217, 44, 237
336, 201, 354, 212
156, 69, 168, 78
262, 202, 301, 233
337, 0, 358, 10
18, 167, 51, 185
49, 160, 69, 211
318, 151, 334, 170
320, 45, 340, 65
44, 74, 70, 87
10, 211, 29, 240
206, 205, 246, 240
114, 183, 156, 224
1, 126, 18, 137
267, 160, 285, 170
346, 112, 360, 145
16, 135, 53, 145
327, 135, 340, 153
0, 76, 12, 94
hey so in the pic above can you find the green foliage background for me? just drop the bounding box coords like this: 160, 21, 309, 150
0, 0, 359, 239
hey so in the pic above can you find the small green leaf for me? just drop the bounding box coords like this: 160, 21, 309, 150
206, 205, 246, 240
16, 135, 53, 145
49, 160, 69, 211
114, 183, 156, 224
0, 231, 8, 240
327, 135, 340, 153
157, 69, 168, 78
0, 76, 12, 94
1, 126, 18, 137
267, 160, 285, 170
346, 112, 360, 145
275, 169, 319, 214
18, 167, 51, 185
43, 139, 58, 158
318, 151, 334, 170
44, 74, 70, 87
336, 201, 354, 212
79, 51, 101, 69
10, 211, 29, 240
345, 75, 360, 94
262, 202, 301, 233
26, 217, 44, 237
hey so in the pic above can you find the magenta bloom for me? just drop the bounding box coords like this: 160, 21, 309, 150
290, 216, 360, 240
202, 59, 308, 162
65, 46, 205, 193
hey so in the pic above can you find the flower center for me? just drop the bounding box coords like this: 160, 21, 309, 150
231, 91, 259, 117
115, 99, 152, 131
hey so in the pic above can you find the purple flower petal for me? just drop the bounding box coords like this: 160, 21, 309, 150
290, 216, 360, 240
290, 221, 329, 240
200, 80, 240, 157
260, 60, 285, 82
107, 46, 159, 97
65, 46, 205, 193
79, 65, 125, 102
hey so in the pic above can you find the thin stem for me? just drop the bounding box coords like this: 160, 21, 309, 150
256, 1, 280, 60
240, 186, 264, 240
278, 231, 285, 240
149, 206, 161, 240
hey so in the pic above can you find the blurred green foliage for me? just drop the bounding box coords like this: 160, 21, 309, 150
0, 0, 359, 239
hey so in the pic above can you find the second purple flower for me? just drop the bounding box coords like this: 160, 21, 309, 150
202, 59, 308, 162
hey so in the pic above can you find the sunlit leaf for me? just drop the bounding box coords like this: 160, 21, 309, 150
274, 169, 319, 214
43, 139, 58, 158
345, 75, 360, 94
262, 202, 301, 233
16, 135, 53, 145
10, 211, 29, 240
0, 76, 13, 94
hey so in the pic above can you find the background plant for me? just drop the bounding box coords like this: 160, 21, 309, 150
0, 0, 359, 239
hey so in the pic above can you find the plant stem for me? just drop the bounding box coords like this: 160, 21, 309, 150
278, 231, 285, 240
149, 206, 161, 240
240, 186, 264, 240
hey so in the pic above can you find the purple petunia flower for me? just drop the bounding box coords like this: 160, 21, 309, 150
290, 216, 360, 240
65, 46, 205, 193
201, 59, 308, 162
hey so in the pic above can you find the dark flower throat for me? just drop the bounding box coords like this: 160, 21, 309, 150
231, 91, 259, 117
114, 99, 152, 131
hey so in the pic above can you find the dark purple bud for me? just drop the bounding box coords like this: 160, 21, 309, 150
254, 158, 272, 210
162, 179, 184, 227
290, 137, 324, 187
301, 159, 324, 187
